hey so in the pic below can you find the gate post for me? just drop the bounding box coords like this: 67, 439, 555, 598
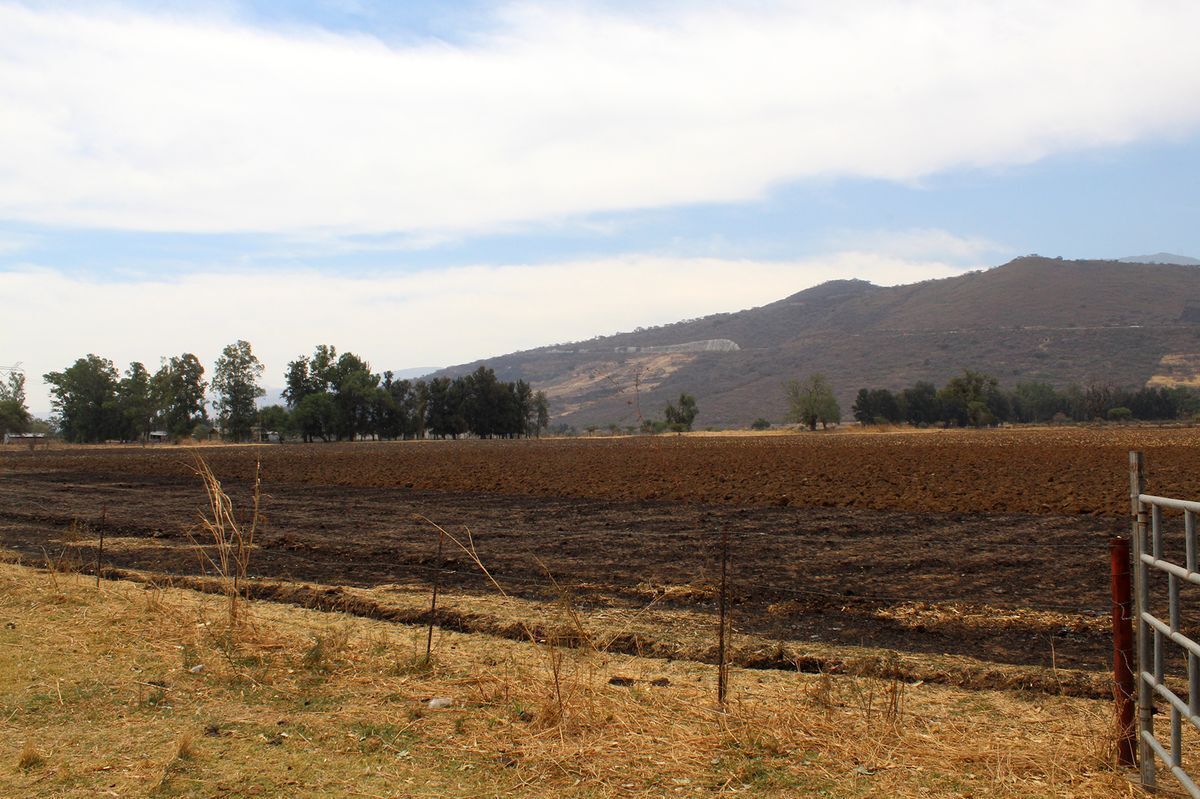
1111, 535, 1136, 767
1130, 450, 1154, 788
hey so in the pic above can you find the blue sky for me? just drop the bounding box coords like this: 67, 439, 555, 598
2, 0, 1199, 412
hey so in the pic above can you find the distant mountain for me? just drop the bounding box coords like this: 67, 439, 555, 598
388, 366, 440, 380
1119, 253, 1200, 266
438, 257, 1200, 428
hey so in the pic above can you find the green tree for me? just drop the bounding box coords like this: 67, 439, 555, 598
513, 379, 534, 438
938, 370, 1005, 427
257, 404, 293, 439
117, 362, 156, 442
44, 355, 121, 442
425, 377, 460, 438
384, 377, 426, 439
282, 356, 316, 408
533, 391, 550, 437
785, 374, 841, 431
901, 381, 939, 426
0, 370, 31, 435
664, 393, 698, 432
326, 352, 378, 440
293, 392, 336, 442
154, 354, 208, 439
1011, 381, 1061, 423
852, 387, 902, 425
212, 340, 265, 442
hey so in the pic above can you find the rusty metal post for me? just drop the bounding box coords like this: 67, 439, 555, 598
717, 527, 729, 706
425, 530, 444, 661
1112, 535, 1137, 767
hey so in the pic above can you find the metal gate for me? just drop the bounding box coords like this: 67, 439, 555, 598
1132, 450, 1200, 794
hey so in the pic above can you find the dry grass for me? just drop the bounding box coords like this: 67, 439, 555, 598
122, 566, 1110, 697
0, 559, 1153, 798
17, 742, 43, 770
187, 455, 262, 627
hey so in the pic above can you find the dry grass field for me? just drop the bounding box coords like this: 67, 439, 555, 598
0, 562, 1142, 798
1, 426, 1195, 795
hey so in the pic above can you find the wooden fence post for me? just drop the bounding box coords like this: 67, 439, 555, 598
425, 530, 444, 662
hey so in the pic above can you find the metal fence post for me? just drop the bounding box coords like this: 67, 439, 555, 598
1111, 535, 1136, 767
1130, 450, 1155, 789
717, 527, 729, 706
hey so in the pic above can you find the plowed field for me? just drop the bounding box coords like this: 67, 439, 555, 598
0, 426, 1192, 689
5, 426, 1198, 516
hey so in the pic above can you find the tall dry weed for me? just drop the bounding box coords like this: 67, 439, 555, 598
188, 455, 262, 628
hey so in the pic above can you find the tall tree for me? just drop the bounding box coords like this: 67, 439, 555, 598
154, 353, 208, 439
901, 381, 939, 426
852, 387, 901, 425
293, 391, 335, 442
664, 393, 698, 432
513, 379, 534, 438
533, 391, 550, 437
212, 340, 265, 442
327, 352, 379, 440
785, 374, 841, 431
0, 370, 31, 435
117, 362, 156, 442
938, 369, 1004, 427
282, 357, 315, 408
44, 355, 121, 442
1011, 381, 1061, 423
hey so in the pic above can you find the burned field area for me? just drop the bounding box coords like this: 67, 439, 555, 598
0, 428, 1188, 688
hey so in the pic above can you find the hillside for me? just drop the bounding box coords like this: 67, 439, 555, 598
440, 256, 1200, 428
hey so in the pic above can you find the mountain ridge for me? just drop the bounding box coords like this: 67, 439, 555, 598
1118, 252, 1200, 266
439, 256, 1200, 427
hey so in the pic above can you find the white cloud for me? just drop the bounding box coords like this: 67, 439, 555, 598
824, 228, 1006, 263
1, 250, 968, 413
1, 1, 1198, 235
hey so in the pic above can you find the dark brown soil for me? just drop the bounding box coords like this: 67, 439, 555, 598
0, 434, 1138, 678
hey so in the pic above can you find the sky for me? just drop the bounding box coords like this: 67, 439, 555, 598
2, 0, 1200, 414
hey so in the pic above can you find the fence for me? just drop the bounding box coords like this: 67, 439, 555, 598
1132, 450, 1200, 795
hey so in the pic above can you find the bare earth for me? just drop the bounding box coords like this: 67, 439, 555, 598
4, 427, 1185, 687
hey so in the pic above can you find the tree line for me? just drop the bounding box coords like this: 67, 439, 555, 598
851, 369, 1200, 427
37, 342, 550, 444
0, 370, 31, 435
42, 342, 260, 443
279, 346, 548, 441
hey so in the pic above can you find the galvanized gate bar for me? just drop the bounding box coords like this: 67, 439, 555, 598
1134, 453, 1200, 796
1141, 495, 1200, 514
1139, 554, 1200, 587
1142, 613, 1200, 660
1143, 732, 1200, 796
